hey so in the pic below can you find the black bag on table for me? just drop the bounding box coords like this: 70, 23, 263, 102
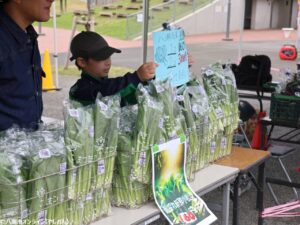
233, 55, 272, 87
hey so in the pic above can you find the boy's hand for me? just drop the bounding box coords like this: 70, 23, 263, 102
188, 53, 194, 68
137, 62, 158, 81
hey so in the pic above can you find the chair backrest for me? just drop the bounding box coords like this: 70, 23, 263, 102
238, 100, 256, 122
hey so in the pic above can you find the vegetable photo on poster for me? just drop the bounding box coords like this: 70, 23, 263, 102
152, 136, 217, 225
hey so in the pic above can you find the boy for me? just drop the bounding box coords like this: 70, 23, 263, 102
69, 31, 157, 105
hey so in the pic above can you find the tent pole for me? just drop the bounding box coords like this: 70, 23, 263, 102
52, 1, 59, 88
297, 0, 300, 50
142, 0, 149, 64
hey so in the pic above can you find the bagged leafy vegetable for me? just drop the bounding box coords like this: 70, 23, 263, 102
202, 63, 239, 159
93, 94, 120, 190
131, 84, 163, 184
66, 200, 82, 225
113, 105, 152, 208
64, 100, 94, 199
185, 81, 212, 168
26, 133, 67, 224
147, 80, 184, 141
94, 188, 111, 219
175, 86, 199, 179
0, 149, 28, 221
112, 174, 152, 208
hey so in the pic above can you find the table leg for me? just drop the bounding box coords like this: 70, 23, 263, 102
232, 174, 240, 225
257, 163, 265, 225
222, 183, 230, 225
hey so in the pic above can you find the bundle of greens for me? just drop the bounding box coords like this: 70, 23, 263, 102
0, 148, 28, 221
93, 94, 120, 190
64, 100, 94, 199
147, 80, 184, 141
223, 65, 239, 131
115, 105, 137, 183
112, 105, 152, 208
176, 85, 199, 179
46, 202, 68, 225
82, 192, 95, 225
202, 63, 239, 159
66, 200, 82, 225
112, 175, 152, 208
131, 84, 163, 184
222, 65, 239, 155
94, 188, 111, 219
185, 80, 212, 168
26, 134, 67, 224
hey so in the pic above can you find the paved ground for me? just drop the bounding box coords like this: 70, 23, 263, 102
40, 28, 300, 225
38, 27, 299, 53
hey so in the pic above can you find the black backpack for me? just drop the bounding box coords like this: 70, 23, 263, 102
233, 55, 272, 87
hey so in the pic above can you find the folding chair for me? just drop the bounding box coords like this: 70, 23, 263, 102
262, 180, 300, 220
236, 100, 256, 148
231, 100, 256, 196
266, 145, 299, 205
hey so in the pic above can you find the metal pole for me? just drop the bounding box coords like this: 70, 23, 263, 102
238, 0, 245, 61
126, 16, 129, 40
192, 0, 195, 13
52, 1, 59, 88
38, 22, 45, 36
64, 0, 67, 12
173, 0, 176, 22
60, 0, 63, 14
87, 0, 91, 31
297, 0, 300, 50
269, 0, 273, 29
64, 15, 78, 69
223, 0, 233, 41
142, 0, 149, 64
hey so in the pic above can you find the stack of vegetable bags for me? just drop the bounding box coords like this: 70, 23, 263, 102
64, 94, 120, 224
93, 95, 120, 190
202, 63, 239, 160
222, 64, 240, 141
176, 80, 211, 177
0, 63, 239, 224
26, 127, 67, 225
147, 80, 186, 143
112, 83, 163, 207
0, 129, 29, 222
0, 125, 69, 224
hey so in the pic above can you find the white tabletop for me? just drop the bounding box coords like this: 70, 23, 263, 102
41, 116, 64, 125
92, 164, 239, 225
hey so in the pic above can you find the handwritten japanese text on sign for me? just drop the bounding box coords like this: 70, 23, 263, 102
153, 29, 189, 87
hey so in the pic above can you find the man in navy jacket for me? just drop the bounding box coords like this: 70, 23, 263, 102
0, 0, 54, 131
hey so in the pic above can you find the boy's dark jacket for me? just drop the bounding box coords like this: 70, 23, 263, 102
69, 71, 142, 106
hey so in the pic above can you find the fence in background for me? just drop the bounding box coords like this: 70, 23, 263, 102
125, 0, 213, 39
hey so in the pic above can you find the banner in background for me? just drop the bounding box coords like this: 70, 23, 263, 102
152, 137, 217, 225
153, 29, 189, 87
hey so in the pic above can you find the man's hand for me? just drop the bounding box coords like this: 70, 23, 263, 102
137, 62, 158, 81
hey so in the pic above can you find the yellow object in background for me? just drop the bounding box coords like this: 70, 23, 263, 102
42, 49, 56, 91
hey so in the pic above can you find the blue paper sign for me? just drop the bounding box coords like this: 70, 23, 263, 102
153, 29, 189, 87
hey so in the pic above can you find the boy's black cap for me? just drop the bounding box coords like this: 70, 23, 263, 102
70, 31, 121, 61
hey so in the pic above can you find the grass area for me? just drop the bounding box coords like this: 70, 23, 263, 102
58, 65, 134, 78
41, 0, 211, 39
